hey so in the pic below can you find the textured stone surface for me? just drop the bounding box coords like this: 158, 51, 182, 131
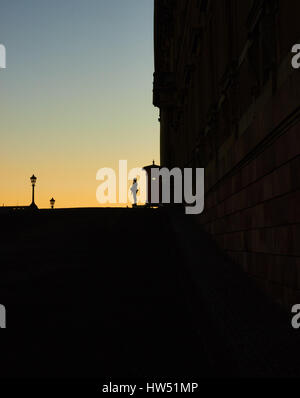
153, 0, 300, 307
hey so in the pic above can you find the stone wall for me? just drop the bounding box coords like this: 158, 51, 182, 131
153, 0, 300, 308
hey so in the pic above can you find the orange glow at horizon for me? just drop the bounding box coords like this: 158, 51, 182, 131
0, 0, 159, 208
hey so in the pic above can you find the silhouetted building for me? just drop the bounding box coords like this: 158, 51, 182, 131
153, 0, 300, 308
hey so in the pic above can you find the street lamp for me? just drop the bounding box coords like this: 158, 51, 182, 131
50, 197, 55, 209
30, 174, 38, 209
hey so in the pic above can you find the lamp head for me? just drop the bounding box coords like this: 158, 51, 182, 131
50, 197, 55, 208
30, 174, 37, 186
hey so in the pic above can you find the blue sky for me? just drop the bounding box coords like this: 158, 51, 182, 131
0, 0, 159, 207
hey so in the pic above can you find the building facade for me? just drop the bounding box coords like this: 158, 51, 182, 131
153, 0, 300, 308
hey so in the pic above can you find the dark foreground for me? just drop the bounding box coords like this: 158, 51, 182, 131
0, 207, 299, 378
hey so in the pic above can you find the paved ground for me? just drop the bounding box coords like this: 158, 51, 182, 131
0, 208, 299, 378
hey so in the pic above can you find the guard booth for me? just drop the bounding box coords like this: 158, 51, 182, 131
143, 160, 162, 207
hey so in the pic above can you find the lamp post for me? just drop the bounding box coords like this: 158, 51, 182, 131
50, 197, 55, 209
30, 174, 38, 209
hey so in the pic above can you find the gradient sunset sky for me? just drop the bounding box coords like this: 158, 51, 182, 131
0, 0, 159, 208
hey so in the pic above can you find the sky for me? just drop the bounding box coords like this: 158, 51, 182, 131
0, 0, 159, 208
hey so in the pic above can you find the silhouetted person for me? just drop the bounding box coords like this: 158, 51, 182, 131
130, 178, 138, 207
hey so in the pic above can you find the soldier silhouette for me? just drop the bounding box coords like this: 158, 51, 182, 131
130, 178, 138, 207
